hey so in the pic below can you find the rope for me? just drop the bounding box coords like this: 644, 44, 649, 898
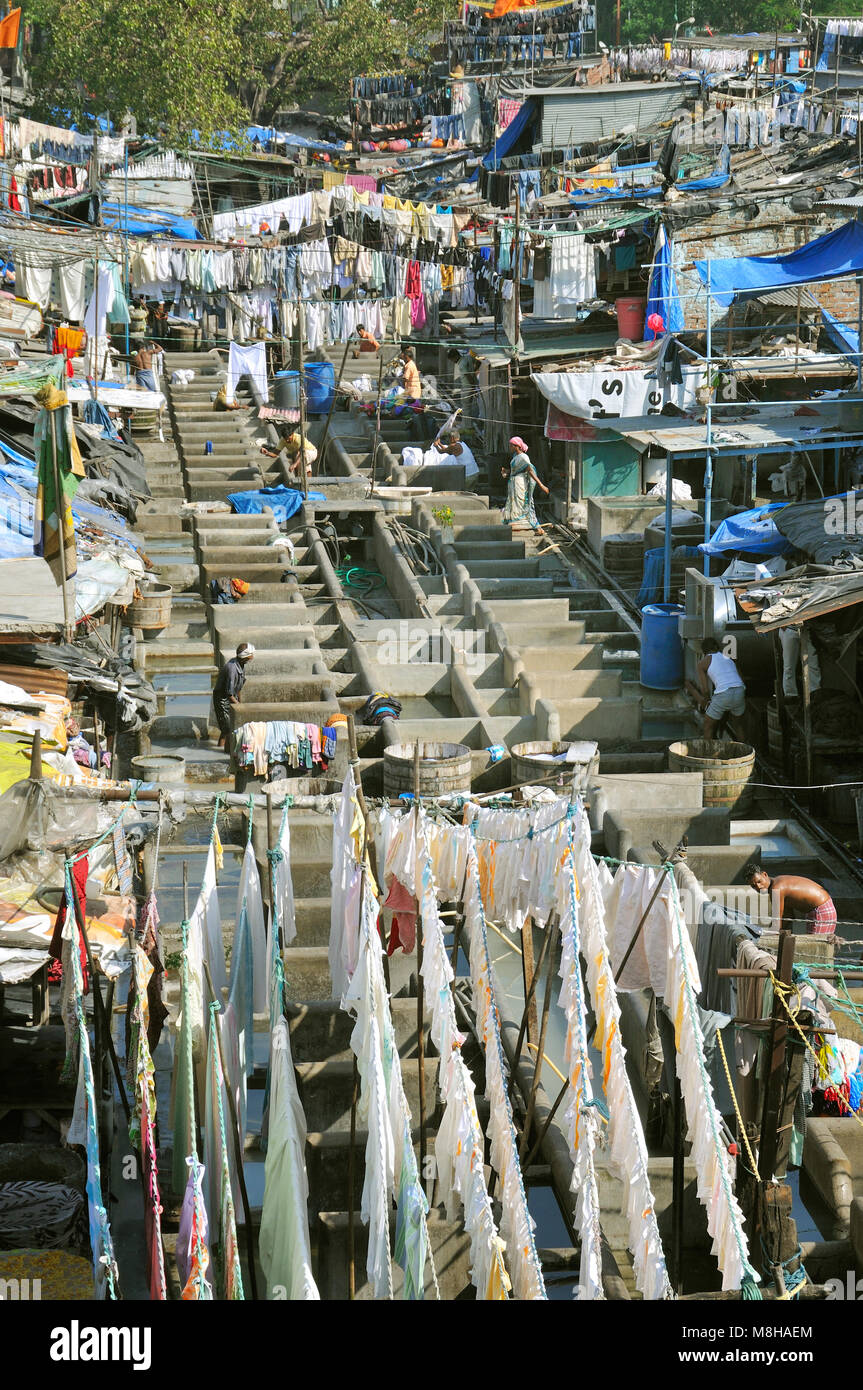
247, 794, 254, 845
760, 1236, 808, 1300
65, 788, 138, 864
770, 972, 863, 1132
149, 792, 165, 895
715, 1030, 761, 1181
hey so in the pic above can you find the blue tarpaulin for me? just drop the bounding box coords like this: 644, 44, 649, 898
227, 486, 326, 524
698, 502, 792, 557
694, 221, 863, 307
821, 306, 860, 364
637, 545, 701, 607
99, 201, 202, 240
645, 226, 684, 339
482, 99, 537, 170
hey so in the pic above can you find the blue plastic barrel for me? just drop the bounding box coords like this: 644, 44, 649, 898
640, 603, 684, 690
305, 360, 335, 415
273, 370, 300, 411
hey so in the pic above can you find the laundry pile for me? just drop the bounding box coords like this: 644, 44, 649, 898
233, 720, 338, 774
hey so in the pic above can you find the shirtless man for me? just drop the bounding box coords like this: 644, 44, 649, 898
745, 861, 837, 935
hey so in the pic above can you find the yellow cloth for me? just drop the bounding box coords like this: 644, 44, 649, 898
0, 739, 70, 793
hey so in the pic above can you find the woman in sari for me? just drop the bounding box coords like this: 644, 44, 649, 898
502, 436, 548, 530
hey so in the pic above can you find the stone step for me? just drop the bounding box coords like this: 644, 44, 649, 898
306, 1126, 437, 1209
211, 603, 312, 629
296, 1057, 438, 1133
288, 996, 432, 1059
281, 945, 331, 999
315, 1209, 472, 1300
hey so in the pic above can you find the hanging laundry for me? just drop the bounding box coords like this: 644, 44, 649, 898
226, 341, 268, 404
259, 1018, 320, 1300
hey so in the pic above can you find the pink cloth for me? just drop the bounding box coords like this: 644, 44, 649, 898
498, 99, 523, 130
345, 173, 378, 193
807, 899, 837, 935
384, 877, 417, 955
544, 403, 597, 442
410, 294, 427, 330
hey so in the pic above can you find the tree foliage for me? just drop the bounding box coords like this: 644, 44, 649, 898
608, 0, 863, 47
26, 0, 461, 139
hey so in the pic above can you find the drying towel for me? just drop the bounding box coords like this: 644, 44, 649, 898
385, 877, 417, 955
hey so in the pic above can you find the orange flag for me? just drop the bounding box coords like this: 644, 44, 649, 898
0, 8, 21, 48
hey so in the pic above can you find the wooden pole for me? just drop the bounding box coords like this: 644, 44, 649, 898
202, 958, 259, 1301
317, 333, 354, 471
28, 729, 42, 781
520, 916, 539, 1050
509, 921, 552, 1089
801, 627, 813, 793
346, 713, 387, 989
48, 407, 75, 642
758, 928, 796, 1184
413, 743, 427, 1185
66, 857, 132, 1124
519, 922, 557, 1159
348, 1052, 359, 1299
296, 296, 308, 498
672, 1072, 685, 1292
513, 193, 521, 351
370, 342, 386, 497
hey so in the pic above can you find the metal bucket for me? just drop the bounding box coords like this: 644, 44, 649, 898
128, 581, 173, 631
130, 754, 186, 785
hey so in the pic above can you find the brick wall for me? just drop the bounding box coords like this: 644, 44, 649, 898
674, 202, 850, 331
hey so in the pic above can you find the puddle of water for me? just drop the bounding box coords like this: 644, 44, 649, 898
730, 831, 798, 856
398, 696, 460, 719
154, 845, 243, 926
154, 672, 213, 692
162, 694, 214, 717
147, 738, 226, 762
640, 715, 696, 740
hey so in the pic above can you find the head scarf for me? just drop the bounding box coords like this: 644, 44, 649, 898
509, 436, 528, 452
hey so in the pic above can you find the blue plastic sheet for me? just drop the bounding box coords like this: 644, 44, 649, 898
821, 306, 860, 364
645, 226, 684, 339
482, 99, 537, 170
695, 221, 863, 307
99, 201, 202, 240
698, 503, 792, 557
637, 545, 700, 607
227, 486, 326, 523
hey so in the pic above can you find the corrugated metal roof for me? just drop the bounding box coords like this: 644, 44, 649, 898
817, 195, 863, 208
540, 84, 694, 145
606, 401, 863, 454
